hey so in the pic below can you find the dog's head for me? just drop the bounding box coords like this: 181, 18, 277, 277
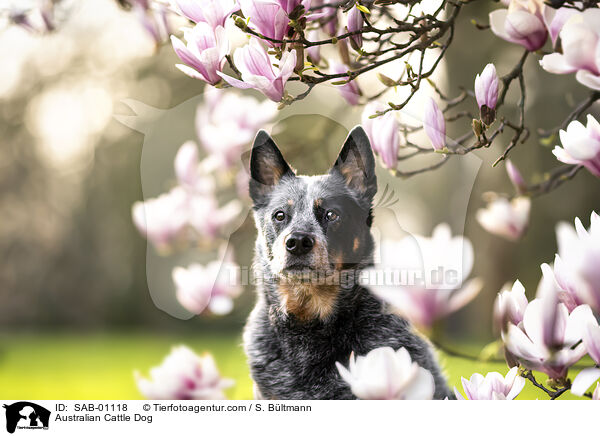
249, 126, 377, 288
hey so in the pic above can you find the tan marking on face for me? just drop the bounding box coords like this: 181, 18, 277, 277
353, 237, 360, 252
314, 198, 322, 208
334, 253, 344, 270
287, 199, 294, 206
278, 282, 338, 321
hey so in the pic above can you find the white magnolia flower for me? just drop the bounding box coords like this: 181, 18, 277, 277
368, 224, 482, 329
540, 8, 600, 91
493, 279, 529, 333
552, 115, 600, 178
135, 345, 234, 400
476, 196, 530, 241
454, 367, 526, 400
336, 347, 435, 400
196, 88, 277, 167
173, 257, 241, 315
550, 211, 600, 313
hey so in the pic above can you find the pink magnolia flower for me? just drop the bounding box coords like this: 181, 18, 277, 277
454, 367, 525, 400
502, 292, 592, 379
171, 23, 229, 85
238, 0, 290, 45
474, 63, 499, 125
346, 5, 363, 50
187, 194, 243, 241
170, 0, 239, 28
550, 211, 600, 313
476, 196, 531, 241
196, 88, 277, 167
540, 9, 600, 91
552, 115, 600, 177
131, 187, 189, 253
218, 39, 297, 102
368, 224, 483, 329
173, 258, 241, 315
361, 101, 399, 169
135, 346, 234, 399
489, 0, 548, 51
336, 347, 435, 400
423, 97, 446, 151
506, 159, 527, 194
329, 62, 361, 105
494, 280, 529, 334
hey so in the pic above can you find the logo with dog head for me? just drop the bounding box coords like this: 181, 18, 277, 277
3, 402, 50, 434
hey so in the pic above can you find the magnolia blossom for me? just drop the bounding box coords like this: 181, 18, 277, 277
170, 0, 239, 28
540, 9, 600, 91
368, 224, 483, 329
173, 258, 241, 315
502, 291, 592, 379
187, 194, 243, 241
132, 187, 189, 252
494, 280, 529, 334
423, 97, 446, 151
196, 89, 278, 167
346, 5, 363, 50
454, 367, 525, 400
476, 196, 530, 241
329, 62, 361, 105
489, 0, 548, 51
474, 63, 499, 125
171, 23, 229, 85
506, 159, 526, 194
218, 39, 296, 102
336, 347, 435, 400
361, 102, 399, 169
550, 212, 600, 313
238, 0, 289, 45
552, 115, 600, 177
173, 141, 215, 193
571, 315, 600, 396
135, 346, 234, 399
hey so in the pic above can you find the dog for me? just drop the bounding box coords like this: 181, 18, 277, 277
243, 126, 452, 399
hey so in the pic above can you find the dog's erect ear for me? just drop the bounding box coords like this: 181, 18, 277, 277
249, 130, 294, 206
330, 126, 377, 200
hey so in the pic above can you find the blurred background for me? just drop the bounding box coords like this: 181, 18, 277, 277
1, 0, 599, 399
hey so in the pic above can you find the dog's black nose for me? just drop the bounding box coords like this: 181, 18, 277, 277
285, 232, 315, 256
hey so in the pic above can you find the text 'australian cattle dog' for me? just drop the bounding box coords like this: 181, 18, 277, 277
243, 126, 452, 400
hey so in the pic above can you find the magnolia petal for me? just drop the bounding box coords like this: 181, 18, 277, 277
571, 368, 600, 396
576, 69, 600, 91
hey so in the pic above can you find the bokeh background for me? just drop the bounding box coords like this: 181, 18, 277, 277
1, 0, 599, 399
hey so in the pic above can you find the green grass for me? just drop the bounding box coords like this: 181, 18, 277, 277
0, 333, 586, 400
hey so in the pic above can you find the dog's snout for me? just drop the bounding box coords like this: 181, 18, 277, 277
285, 232, 315, 256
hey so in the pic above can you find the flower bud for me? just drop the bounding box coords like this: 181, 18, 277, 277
505, 160, 527, 194
475, 63, 498, 125
423, 97, 446, 151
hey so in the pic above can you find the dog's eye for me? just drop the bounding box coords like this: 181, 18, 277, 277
273, 211, 286, 222
325, 210, 339, 222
